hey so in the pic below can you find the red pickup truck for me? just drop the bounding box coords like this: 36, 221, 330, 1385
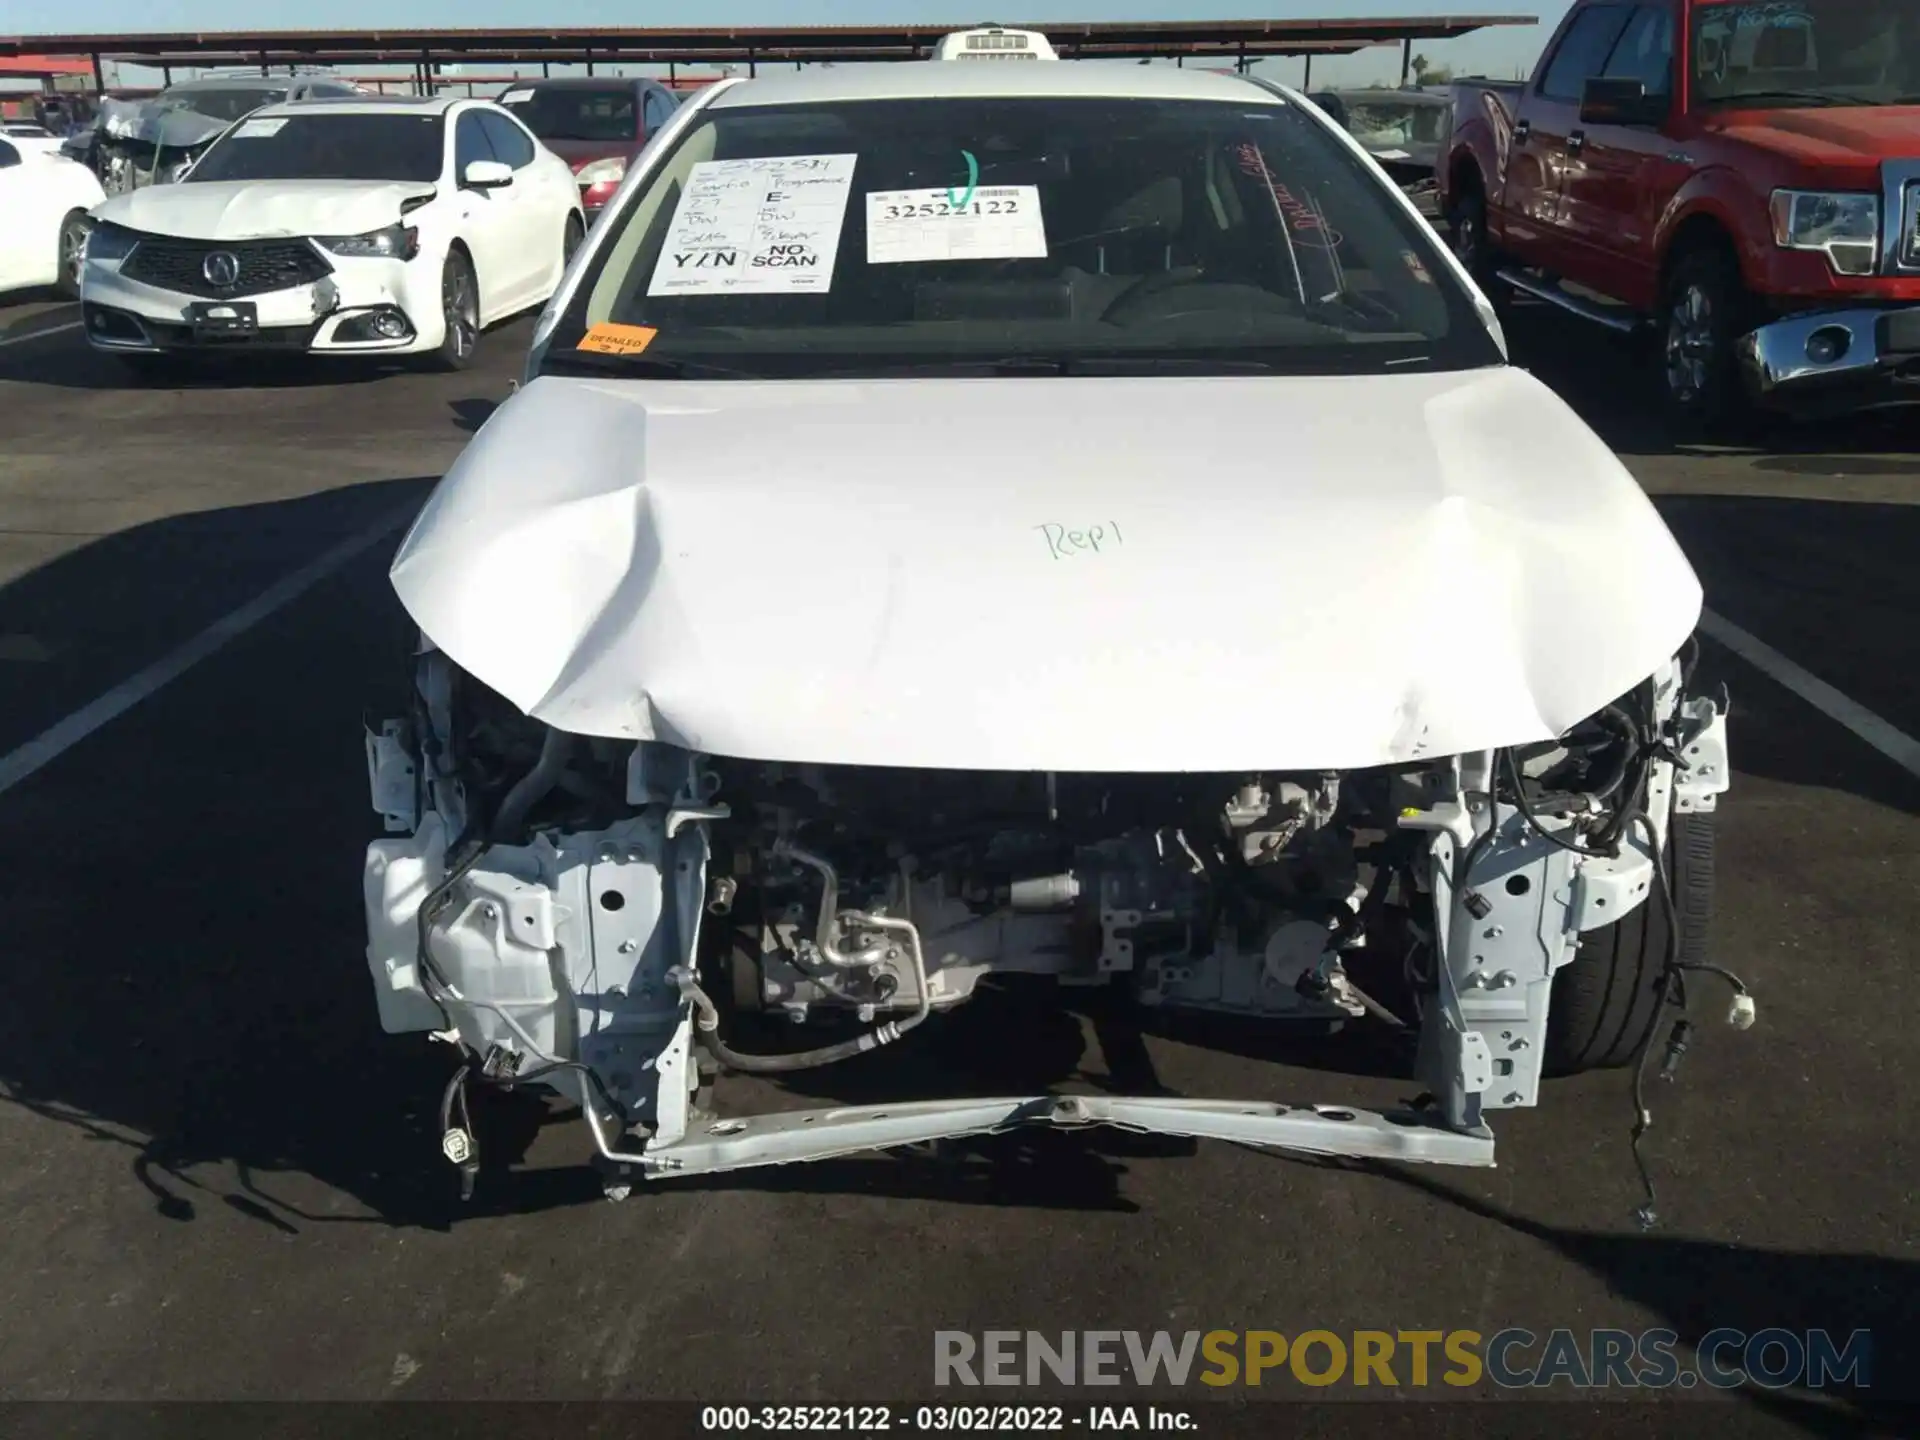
1439, 0, 1920, 428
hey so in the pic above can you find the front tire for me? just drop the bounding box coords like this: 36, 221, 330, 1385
1544, 811, 1716, 1077
55, 209, 90, 299
1660, 248, 1755, 436
429, 249, 480, 372
1447, 179, 1504, 295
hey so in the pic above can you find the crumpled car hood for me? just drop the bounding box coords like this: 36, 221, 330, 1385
390, 368, 1702, 772
98, 96, 232, 151
94, 179, 434, 241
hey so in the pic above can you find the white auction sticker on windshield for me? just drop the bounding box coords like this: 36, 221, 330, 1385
648, 153, 858, 297
234, 117, 288, 138
864, 186, 1047, 265
499, 88, 533, 104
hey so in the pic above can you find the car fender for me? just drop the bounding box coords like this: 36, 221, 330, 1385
403, 200, 466, 339
1652, 167, 1767, 291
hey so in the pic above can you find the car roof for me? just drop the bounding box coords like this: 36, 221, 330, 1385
251, 93, 473, 118
502, 76, 659, 91
708, 61, 1281, 109
166, 75, 302, 90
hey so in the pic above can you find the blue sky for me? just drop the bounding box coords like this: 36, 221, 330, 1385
10, 2, 1573, 88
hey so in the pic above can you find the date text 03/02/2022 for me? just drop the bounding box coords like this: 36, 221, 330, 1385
698, 1405, 1196, 1432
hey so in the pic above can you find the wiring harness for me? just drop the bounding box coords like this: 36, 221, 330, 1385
1458, 646, 1752, 1228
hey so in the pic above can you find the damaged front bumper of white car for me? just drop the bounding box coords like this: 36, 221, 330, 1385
363, 662, 1731, 1192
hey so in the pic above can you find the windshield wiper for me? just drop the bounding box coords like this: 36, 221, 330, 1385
1706, 88, 1861, 108
539, 349, 761, 380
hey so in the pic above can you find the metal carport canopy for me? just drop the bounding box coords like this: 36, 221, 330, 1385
0, 16, 1536, 68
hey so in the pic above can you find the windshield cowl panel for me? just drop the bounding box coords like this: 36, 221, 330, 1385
542, 92, 1497, 382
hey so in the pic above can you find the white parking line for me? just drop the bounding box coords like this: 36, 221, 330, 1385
1700, 607, 1920, 781
0, 314, 82, 347
0, 506, 414, 799
0, 319, 82, 348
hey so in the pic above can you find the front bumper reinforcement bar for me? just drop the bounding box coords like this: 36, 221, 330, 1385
634, 1095, 1496, 1178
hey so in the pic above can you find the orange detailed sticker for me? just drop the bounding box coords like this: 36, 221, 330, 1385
578, 323, 659, 355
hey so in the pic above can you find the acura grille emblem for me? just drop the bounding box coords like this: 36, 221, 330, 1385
202, 250, 241, 288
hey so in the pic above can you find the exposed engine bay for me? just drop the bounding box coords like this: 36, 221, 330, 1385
70, 94, 235, 194
364, 641, 1734, 1198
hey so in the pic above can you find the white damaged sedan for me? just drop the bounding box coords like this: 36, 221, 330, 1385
80, 94, 584, 373
364, 56, 1739, 1204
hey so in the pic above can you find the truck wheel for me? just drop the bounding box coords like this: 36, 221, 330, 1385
1447, 182, 1503, 293
1660, 249, 1754, 436
1544, 811, 1716, 1077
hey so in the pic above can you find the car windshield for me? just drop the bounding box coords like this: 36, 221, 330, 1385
1344, 100, 1448, 148
187, 112, 447, 184
1693, 0, 1918, 107
159, 86, 290, 122
503, 86, 639, 142
550, 93, 1497, 379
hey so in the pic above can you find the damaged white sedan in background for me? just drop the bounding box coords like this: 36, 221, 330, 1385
363, 47, 1746, 1217
81, 94, 584, 373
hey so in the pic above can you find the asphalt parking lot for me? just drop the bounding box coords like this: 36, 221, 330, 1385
0, 290, 1915, 1434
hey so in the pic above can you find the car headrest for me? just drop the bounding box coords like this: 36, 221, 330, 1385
1099, 176, 1183, 236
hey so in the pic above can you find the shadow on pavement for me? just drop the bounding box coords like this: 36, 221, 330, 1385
0, 477, 468, 1231
1659, 494, 1920, 815
0, 343, 406, 391
449, 396, 501, 434
1270, 1155, 1918, 1430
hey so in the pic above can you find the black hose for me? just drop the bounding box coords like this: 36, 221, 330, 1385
1501, 749, 1602, 857
1453, 787, 1502, 896
490, 726, 572, 841
679, 973, 927, 1073
694, 1023, 910, 1074
414, 726, 576, 1013
1582, 705, 1640, 803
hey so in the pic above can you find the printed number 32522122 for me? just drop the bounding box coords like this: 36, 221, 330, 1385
883, 197, 1021, 219
1037, 522, 1122, 560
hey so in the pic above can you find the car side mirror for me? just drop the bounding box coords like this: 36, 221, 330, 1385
1580, 76, 1667, 127
463, 159, 513, 190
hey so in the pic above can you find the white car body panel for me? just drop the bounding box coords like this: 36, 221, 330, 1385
77, 98, 582, 354
3, 128, 67, 160
0, 152, 104, 293
390, 366, 1703, 773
